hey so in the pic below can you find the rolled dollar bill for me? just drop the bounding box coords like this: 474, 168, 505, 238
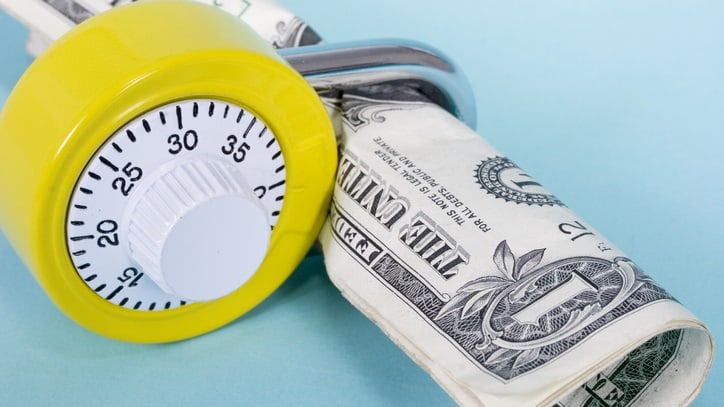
318, 87, 714, 406
0, 0, 320, 55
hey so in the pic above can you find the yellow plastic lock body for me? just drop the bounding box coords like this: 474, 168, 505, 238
0, 1, 337, 342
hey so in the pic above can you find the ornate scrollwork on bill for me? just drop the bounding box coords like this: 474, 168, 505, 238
341, 89, 432, 131
271, 16, 321, 48
329, 202, 675, 381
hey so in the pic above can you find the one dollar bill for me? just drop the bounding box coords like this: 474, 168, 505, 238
318, 88, 714, 406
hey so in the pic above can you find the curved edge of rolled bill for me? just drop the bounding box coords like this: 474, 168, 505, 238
0, 0, 318, 56
319, 92, 714, 406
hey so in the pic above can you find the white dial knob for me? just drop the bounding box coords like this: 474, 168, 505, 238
126, 159, 270, 302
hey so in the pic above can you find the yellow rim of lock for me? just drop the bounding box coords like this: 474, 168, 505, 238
0, 1, 337, 342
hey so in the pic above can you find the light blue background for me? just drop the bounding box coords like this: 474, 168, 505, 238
1, 1, 722, 405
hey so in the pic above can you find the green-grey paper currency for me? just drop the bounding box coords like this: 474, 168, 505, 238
0, 0, 714, 405
318, 92, 713, 406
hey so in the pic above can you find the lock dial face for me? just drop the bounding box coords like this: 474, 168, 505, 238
65, 98, 286, 310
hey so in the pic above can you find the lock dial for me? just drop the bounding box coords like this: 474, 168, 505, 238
0, 1, 336, 342
67, 99, 286, 306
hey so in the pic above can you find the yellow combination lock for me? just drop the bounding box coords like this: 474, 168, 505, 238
0, 1, 336, 343
0, 1, 474, 343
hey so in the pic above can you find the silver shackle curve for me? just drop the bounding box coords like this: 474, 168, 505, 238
279, 39, 477, 129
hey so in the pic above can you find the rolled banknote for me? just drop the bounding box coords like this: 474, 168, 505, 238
0, 1, 714, 406
0, 0, 321, 55
318, 85, 714, 406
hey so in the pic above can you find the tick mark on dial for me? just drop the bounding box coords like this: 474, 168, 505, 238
88, 171, 102, 181
79, 187, 94, 195
242, 117, 257, 138
84, 274, 98, 282
72, 250, 86, 256
70, 235, 94, 242
94, 284, 107, 292
192, 102, 199, 117
120, 297, 129, 306
258, 127, 267, 138
176, 105, 183, 129
208, 101, 215, 117
99, 156, 119, 172
271, 150, 282, 160
272, 210, 280, 217
106, 286, 123, 300
274, 165, 285, 174
223, 105, 230, 118
134, 301, 142, 310
70, 220, 85, 226
148, 302, 157, 311
265, 138, 276, 148
74, 204, 88, 210
159, 111, 167, 125
236, 109, 244, 123
269, 179, 285, 190
78, 263, 91, 270
142, 119, 151, 132
111, 142, 123, 153
126, 129, 137, 143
